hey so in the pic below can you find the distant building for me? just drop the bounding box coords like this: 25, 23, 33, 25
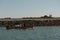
49, 14, 52, 18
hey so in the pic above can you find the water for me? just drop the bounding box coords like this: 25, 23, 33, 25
0, 26, 60, 40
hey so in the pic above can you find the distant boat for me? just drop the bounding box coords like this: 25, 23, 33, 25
6, 24, 33, 29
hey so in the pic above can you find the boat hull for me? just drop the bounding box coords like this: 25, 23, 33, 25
6, 25, 33, 29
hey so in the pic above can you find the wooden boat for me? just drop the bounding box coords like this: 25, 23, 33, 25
6, 24, 33, 29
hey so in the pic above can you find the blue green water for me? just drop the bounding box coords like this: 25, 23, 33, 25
0, 26, 60, 40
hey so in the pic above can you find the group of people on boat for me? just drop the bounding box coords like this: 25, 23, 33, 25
6, 24, 33, 29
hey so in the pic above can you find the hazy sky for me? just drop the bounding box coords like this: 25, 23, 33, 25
0, 0, 60, 18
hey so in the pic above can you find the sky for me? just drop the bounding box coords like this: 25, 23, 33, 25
0, 0, 60, 18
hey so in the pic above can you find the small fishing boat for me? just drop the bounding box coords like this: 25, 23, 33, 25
6, 24, 33, 29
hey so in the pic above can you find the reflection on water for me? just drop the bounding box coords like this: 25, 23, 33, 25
0, 26, 60, 40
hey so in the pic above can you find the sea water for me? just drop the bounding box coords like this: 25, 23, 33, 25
0, 26, 60, 40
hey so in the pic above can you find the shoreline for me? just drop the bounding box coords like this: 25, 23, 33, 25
0, 17, 60, 26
